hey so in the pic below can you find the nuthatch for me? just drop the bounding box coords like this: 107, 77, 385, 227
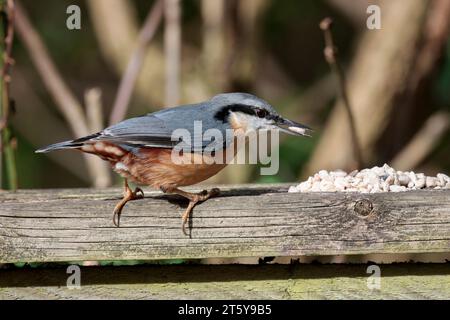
37, 93, 311, 235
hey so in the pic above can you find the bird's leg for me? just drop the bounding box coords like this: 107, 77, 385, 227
113, 179, 144, 227
163, 187, 220, 235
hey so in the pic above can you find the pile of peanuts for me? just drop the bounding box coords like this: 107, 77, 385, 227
289, 164, 450, 193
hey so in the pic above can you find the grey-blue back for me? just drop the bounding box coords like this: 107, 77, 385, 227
101, 100, 233, 152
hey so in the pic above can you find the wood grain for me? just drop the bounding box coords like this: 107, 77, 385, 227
1, 264, 449, 299
1, 185, 450, 263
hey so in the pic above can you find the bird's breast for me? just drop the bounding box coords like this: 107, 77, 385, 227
80, 139, 239, 190
114, 147, 231, 189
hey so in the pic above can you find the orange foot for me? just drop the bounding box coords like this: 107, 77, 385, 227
113, 179, 144, 227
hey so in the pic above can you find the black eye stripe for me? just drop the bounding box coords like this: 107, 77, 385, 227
214, 104, 257, 121
215, 104, 274, 122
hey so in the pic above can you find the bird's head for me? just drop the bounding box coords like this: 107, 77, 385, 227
212, 93, 312, 137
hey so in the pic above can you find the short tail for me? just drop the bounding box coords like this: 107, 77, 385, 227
35, 140, 83, 153
36, 133, 101, 153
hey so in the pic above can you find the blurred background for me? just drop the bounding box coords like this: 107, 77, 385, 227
1, 0, 449, 189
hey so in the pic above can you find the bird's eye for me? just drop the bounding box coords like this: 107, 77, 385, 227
256, 109, 268, 118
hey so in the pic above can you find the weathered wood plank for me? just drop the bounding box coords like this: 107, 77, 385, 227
0, 264, 449, 299
1, 185, 450, 263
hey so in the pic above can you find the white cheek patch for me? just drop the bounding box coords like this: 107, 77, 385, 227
230, 112, 271, 134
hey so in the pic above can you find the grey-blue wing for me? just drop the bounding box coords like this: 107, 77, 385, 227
101, 115, 175, 148
80, 102, 232, 152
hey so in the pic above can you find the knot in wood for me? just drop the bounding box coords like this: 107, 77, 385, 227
354, 199, 373, 217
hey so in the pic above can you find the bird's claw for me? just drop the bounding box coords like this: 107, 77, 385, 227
198, 188, 220, 201
112, 186, 144, 228
112, 207, 122, 228
181, 188, 221, 236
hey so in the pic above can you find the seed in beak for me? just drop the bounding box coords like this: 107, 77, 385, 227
288, 126, 308, 135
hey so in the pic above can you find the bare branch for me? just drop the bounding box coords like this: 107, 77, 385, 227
84, 88, 112, 188
304, 1, 429, 176
319, 17, 364, 170
14, 1, 109, 187
409, 0, 450, 92
391, 112, 449, 171
85, 88, 104, 134
15, 2, 88, 138
0, 0, 17, 190
164, 0, 181, 107
11, 68, 89, 182
387, 0, 450, 152
201, 0, 226, 89
109, 0, 163, 125
1, 0, 15, 82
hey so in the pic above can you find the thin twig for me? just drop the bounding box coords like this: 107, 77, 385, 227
164, 0, 181, 107
109, 0, 163, 125
14, 1, 109, 187
1, 0, 15, 83
15, 1, 88, 138
319, 17, 364, 169
0, 0, 17, 190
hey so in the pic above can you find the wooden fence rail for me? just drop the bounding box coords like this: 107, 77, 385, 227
1, 264, 449, 299
1, 185, 449, 263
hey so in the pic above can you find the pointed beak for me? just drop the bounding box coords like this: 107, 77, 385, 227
275, 117, 313, 137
